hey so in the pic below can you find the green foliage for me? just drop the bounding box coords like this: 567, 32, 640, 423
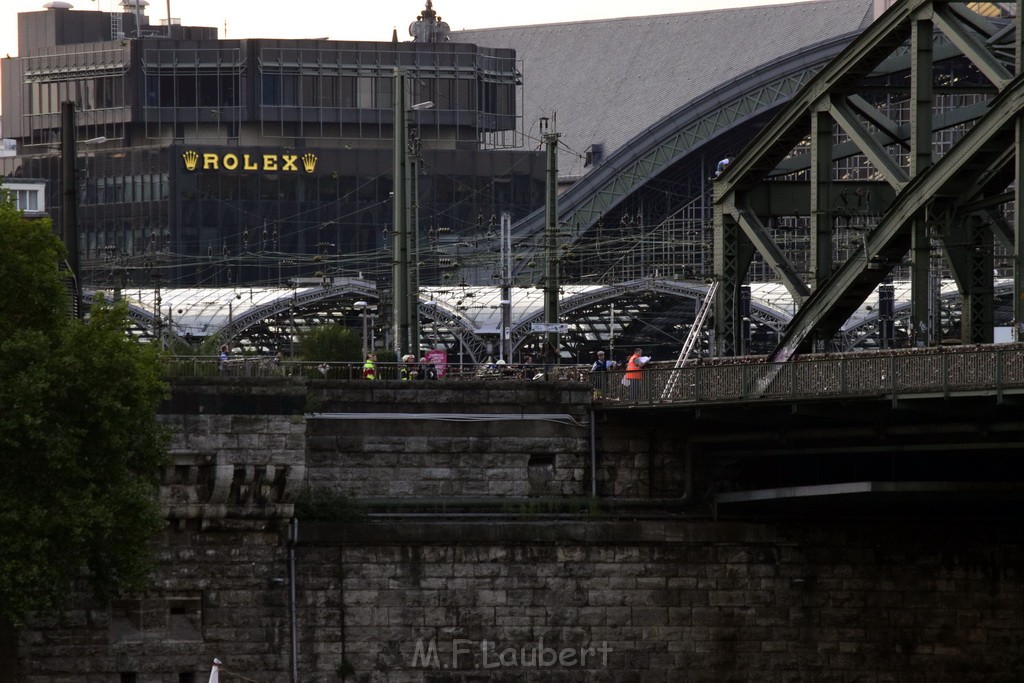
373, 348, 399, 379
0, 202, 169, 625
298, 324, 361, 363
374, 348, 397, 364
294, 487, 364, 523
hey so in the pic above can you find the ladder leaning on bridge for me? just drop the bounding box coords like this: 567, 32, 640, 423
661, 281, 718, 400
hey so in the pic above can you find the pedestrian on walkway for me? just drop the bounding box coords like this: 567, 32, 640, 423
625, 348, 649, 400
590, 350, 614, 398
362, 353, 377, 380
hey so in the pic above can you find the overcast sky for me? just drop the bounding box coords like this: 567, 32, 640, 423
2, 0, 817, 58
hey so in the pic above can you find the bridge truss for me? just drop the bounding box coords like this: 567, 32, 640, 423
714, 0, 1024, 359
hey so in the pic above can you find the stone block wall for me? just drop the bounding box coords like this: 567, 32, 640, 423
18, 526, 294, 682
295, 519, 1024, 682
14, 379, 1024, 682
305, 381, 595, 501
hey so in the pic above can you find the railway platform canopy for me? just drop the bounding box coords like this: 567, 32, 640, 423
86, 276, 1014, 365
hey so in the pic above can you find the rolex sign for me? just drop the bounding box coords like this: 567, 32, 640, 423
181, 149, 318, 173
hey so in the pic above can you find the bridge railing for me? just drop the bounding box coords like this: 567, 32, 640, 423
161, 344, 1024, 405
613, 344, 1024, 406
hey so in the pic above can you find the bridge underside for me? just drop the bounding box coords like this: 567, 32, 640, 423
617, 384, 1024, 519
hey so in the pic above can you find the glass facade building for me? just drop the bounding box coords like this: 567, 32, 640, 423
0, 3, 545, 291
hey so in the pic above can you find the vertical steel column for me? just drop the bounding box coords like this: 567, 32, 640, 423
500, 212, 512, 362
542, 119, 561, 359
964, 215, 995, 343
910, 15, 935, 346
1015, 0, 1024, 339
714, 208, 743, 357
714, 183, 758, 358
408, 129, 420, 358
392, 69, 409, 355
811, 108, 833, 290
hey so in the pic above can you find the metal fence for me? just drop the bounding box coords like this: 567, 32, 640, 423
606, 345, 1024, 406
162, 345, 1024, 406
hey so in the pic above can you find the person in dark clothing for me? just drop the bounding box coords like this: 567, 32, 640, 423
590, 350, 614, 397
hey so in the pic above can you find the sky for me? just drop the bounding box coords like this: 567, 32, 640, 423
2, 0, 817, 59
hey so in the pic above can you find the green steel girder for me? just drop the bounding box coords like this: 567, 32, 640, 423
772, 100, 993, 175
714, 210, 756, 356
716, 0, 1024, 360
770, 72, 1024, 359
932, 3, 1013, 88
939, 215, 995, 343
714, 3, 916, 196
738, 181, 894, 218
725, 199, 811, 302
828, 95, 910, 189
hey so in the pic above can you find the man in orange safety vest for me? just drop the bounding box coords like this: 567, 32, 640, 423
625, 348, 648, 400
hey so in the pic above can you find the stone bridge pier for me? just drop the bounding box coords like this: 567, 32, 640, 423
12, 377, 1024, 682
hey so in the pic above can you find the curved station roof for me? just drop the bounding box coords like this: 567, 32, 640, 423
89, 277, 1011, 363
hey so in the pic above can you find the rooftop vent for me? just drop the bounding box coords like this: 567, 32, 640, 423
43, 1, 73, 9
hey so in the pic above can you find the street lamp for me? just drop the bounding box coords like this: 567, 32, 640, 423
354, 300, 369, 355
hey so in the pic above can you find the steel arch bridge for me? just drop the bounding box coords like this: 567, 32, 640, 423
490, 14, 991, 287
506, 34, 857, 260
713, 0, 1024, 359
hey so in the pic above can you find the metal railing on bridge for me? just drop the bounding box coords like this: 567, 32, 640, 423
162, 344, 1024, 406
604, 344, 1024, 406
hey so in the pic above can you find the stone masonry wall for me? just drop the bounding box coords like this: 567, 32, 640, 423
297, 519, 1024, 683
14, 380, 309, 682
14, 380, 1024, 682
18, 526, 295, 682
306, 380, 595, 500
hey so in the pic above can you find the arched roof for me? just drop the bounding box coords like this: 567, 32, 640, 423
85, 278, 1005, 362
456, 1, 874, 180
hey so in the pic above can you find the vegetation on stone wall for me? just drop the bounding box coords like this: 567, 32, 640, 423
294, 487, 364, 522
0, 196, 168, 626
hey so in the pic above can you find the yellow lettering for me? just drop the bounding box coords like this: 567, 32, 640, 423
189, 151, 320, 173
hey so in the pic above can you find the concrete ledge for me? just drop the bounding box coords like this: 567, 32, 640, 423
300, 519, 786, 546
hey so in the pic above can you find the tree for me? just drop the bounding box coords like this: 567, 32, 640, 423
298, 323, 362, 363
0, 196, 168, 627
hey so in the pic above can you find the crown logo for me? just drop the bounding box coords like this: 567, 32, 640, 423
182, 150, 199, 171
301, 153, 318, 173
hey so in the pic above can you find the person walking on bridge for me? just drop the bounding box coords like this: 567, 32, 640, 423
626, 348, 649, 400
362, 353, 377, 380
590, 350, 614, 398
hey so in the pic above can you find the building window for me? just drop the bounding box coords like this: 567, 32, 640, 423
8, 185, 45, 213
16, 189, 39, 211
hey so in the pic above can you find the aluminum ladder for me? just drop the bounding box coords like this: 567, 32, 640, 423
661, 280, 718, 400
